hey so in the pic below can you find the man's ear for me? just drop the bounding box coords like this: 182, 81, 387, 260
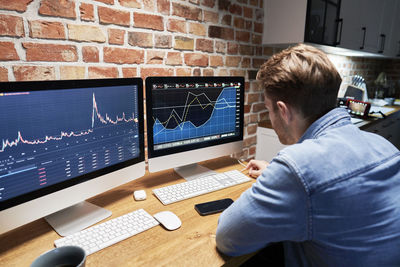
276, 101, 292, 123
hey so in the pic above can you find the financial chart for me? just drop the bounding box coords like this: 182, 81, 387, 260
0, 85, 140, 202
151, 83, 241, 150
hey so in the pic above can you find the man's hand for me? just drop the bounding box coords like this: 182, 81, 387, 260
245, 160, 269, 178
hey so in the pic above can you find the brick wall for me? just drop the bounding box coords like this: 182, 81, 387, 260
0, 0, 399, 161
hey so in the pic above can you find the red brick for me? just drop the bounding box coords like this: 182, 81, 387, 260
88, 67, 118, 79
143, 0, 156, 11
246, 124, 257, 135
0, 42, 19, 61
140, 67, 174, 79
210, 55, 223, 67
128, 32, 153, 48
222, 15, 231, 25
29, 20, 65, 39
249, 145, 256, 157
252, 58, 265, 68
196, 39, 213, 53
23, 43, 78, 62
203, 69, 214, 76
243, 135, 257, 147
166, 52, 182, 65
246, 93, 261, 103
68, 24, 106, 43
243, 7, 252, 18
60, 66, 85, 80
215, 41, 226, 53
229, 4, 242, 15
155, 35, 172, 48
0, 67, 8, 81
230, 70, 245, 77
239, 45, 254, 55
202, 0, 215, 8
147, 50, 165, 64
80, 3, 94, 21
104, 47, 144, 64
236, 31, 250, 42
13, 66, 55, 81
0, 0, 33, 12
254, 22, 263, 33
82, 46, 99, 62
172, 3, 202, 21
134, 13, 164, 31
119, 0, 141, 8
226, 56, 241, 67
184, 53, 208, 67
259, 111, 269, 122
167, 19, 186, 33
108, 29, 125, 45
193, 68, 201, 76
241, 57, 251, 68
218, 69, 229, 76
95, 0, 114, 4
208, 26, 234, 40
157, 0, 170, 15
263, 47, 273, 56
189, 23, 206, 36
252, 34, 262, 45
39, 0, 76, 19
228, 42, 239, 55
203, 11, 218, 23
249, 0, 258, 7
176, 68, 191, 76
252, 102, 265, 113
174, 36, 194, 50
122, 67, 138, 78
245, 20, 252, 31
233, 17, 245, 29
98, 6, 130, 27
0, 15, 24, 37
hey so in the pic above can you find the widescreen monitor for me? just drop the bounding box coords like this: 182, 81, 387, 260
0, 78, 145, 236
146, 76, 244, 181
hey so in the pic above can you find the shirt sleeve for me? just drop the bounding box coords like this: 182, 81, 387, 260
215, 156, 309, 256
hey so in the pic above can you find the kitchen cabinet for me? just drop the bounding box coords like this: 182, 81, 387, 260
340, 0, 397, 55
263, 0, 399, 57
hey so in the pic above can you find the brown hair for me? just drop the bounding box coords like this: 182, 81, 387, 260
257, 43, 342, 123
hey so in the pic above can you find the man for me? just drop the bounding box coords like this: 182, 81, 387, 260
216, 44, 400, 266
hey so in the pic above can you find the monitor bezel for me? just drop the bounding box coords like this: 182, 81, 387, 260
0, 78, 145, 212
145, 76, 244, 159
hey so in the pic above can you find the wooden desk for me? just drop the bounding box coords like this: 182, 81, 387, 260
0, 157, 255, 267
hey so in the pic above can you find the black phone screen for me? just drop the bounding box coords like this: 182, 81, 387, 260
194, 198, 234, 216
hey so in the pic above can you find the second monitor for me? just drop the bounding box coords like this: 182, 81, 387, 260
146, 76, 244, 180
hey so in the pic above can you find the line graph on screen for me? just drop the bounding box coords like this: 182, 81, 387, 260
1, 92, 138, 153
152, 86, 237, 144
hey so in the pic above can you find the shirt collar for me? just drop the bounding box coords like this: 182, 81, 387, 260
298, 108, 351, 143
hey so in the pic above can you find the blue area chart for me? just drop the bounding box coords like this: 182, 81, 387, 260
153, 87, 237, 144
0, 85, 140, 202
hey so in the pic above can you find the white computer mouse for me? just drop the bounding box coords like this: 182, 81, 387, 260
153, 211, 182, 231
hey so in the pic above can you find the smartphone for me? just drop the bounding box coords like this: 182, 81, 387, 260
194, 198, 234, 216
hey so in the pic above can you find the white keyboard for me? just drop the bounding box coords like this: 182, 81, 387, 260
54, 209, 159, 255
153, 170, 251, 205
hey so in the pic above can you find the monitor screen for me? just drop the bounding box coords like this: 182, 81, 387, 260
0, 78, 145, 235
146, 76, 244, 177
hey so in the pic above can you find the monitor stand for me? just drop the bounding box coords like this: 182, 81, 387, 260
174, 163, 217, 181
45, 201, 111, 237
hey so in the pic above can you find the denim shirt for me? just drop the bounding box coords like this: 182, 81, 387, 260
216, 108, 400, 266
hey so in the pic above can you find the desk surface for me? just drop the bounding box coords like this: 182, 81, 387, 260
0, 157, 255, 267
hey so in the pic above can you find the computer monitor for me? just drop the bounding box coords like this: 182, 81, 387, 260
145, 76, 244, 181
0, 78, 145, 236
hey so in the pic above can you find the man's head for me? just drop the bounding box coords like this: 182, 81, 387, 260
257, 44, 342, 125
